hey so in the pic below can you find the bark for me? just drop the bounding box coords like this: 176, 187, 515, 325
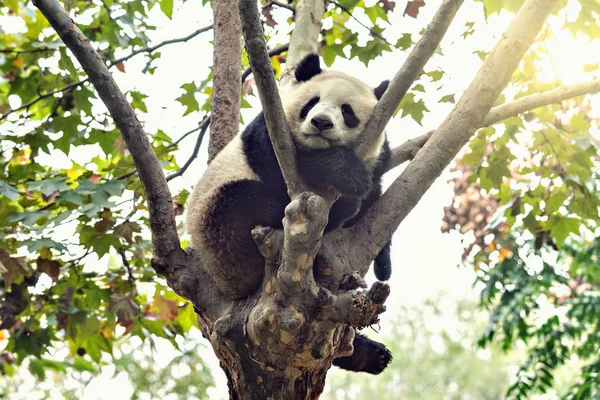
285, 0, 325, 67
208, 0, 242, 162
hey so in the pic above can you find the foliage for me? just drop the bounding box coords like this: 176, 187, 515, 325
1, 0, 600, 396
323, 296, 520, 400
441, 2, 600, 399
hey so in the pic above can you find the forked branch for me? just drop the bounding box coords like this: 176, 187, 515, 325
328, 0, 560, 273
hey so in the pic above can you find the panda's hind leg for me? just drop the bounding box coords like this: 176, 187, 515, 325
202, 180, 287, 298
332, 333, 392, 374
374, 240, 392, 281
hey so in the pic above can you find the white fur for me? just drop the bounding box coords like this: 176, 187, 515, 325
281, 71, 382, 155
185, 136, 258, 247
186, 69, 386, 241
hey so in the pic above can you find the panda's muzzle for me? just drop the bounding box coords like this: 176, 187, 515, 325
311, 116, 334, 132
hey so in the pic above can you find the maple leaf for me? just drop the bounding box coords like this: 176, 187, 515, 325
150, 294, 179, 321
110, 293, 140, 324
261, 4, 277, 28
378, 0, 395, 13
36, 257, 62, 282
0, 248, 31, 288
404, 0, 425, 18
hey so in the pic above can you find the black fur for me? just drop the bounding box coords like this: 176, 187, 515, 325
374, 80, 390, 100
242, 112, 393, 281
295, 54, 322, 82
341, 104, 360, 128
333, 333, 392, 374
300, 96, 320, 119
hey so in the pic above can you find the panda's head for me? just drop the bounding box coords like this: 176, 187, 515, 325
281, 54, 389, 152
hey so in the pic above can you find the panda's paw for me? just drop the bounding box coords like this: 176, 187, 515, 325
365, 342, 393, 375
336, 170, 372, 198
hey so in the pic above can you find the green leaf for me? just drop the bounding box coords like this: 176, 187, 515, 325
394, 93, 429, 125
176, 82, 200, 116
395, 33, 412, 50
29, 358, 46, 381
160, 0, 174, 18
131, 91, 148, 113
426, 70, 444, 82
27, 178, 70, 197
0, 181, 20, 201
548, 216, 580, 247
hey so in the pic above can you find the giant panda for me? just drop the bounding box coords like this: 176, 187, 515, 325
185, 54, 393, 373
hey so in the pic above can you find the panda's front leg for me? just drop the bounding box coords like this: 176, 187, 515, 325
297, 147, 372, 197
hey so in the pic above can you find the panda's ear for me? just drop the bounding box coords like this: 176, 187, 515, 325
295, 54, 322, 82
374, 80, 390, 100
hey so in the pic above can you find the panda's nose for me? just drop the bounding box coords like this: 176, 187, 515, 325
311, 117, 334, 132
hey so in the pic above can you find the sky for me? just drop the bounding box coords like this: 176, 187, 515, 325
2, 0, 600, 398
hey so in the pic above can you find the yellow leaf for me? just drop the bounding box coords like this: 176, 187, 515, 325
12, 57, 24, 69
66, 168, 83, 180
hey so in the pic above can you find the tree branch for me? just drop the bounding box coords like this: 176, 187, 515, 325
208, 0, 241, 162
388, 79, 600, 168
357, 0, 464, 157
330, 0, 560, 274
285, 0, 325, 69
238, 0, 305, 197
0, 26, 213, 121
265, 0, 295, 13
241, 43, 290, 83
33, 0, 184, 271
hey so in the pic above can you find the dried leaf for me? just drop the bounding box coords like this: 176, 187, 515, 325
36, 257, 61, 282
378, 0, 395, 12
0, 248, 31, 288
261, 5, 277, 28
404, 0, 425, 18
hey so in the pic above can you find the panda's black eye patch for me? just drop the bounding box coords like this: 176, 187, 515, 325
341, 104, 360, 128
300, 96, 320, 119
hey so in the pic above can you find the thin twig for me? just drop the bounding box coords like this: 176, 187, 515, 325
117, 248, 135, 285
166, 117, 210, 181
0, 80, 88, 121
330, 0, 393, 47
109, 24, 213, 67
241, 43, 290, 83
0, 25, 213, 121
265, 0, 295, 12
0, 47, 58, 54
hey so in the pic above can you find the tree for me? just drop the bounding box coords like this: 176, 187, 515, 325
1, 0, 599, 398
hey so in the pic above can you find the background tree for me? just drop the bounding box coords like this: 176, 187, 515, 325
1, 0, 600, 398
